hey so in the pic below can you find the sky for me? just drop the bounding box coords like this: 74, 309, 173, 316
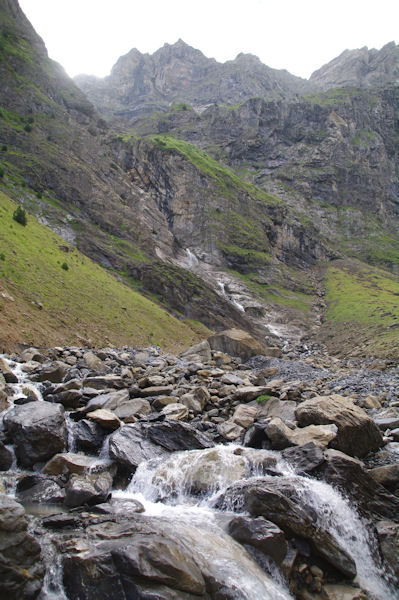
18, 0, 398, 80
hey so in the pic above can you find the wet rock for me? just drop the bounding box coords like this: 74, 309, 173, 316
64, 472, 113, 507
73, 419, 107, 452
144, 420, 215, 451
218, 420, 245, 441
320, 449, 399, 522
375, 520, 399, 579
243, 422, 269, 448
0, 390, 9, 413
232, 405, 258, 429
161, 403, 189, 421
208, 328, 268, 361
295, 394, 383, 457
217, 478, 357, 578
114, 398, 152, 421
43, 452, 111, 476
51, 389, 82, 408
3, 401, 66, 467
0, 357, 18, 383
368, 464, 399, 492
281, 442, 325, 473
109, 423, 170, 471
94, 498, 145, 515
0, 441, 13, 471
36, 361, 68, 383
83, 374, 125, 389
16, 473, 65, 504
323, 583, 368, 599
86, 408, 121, 430
0, 495, 44, 599
228, 515, 287, 564
265, 417, 337, 449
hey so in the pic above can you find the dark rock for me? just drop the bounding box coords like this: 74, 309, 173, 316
368, 464, 399, 491
52, 389, 82, 408
228, 515, 287, 564
0, 495, 44, 599
216, 478, 357, 578
0, 440, 13, 471
42, 513, 82, 529
109, 423, 170, 471
281, 442, 325, 473
36, 361, 68, 383
85, 389, 129, 412
73, 419, 107, 452
3, 401, 66, 467
16, 474, 65, 504
143, 420, 215, 451
376, 520, 399, 579
243, 422, 268, 448
295, 394, 383, 457
64, 472, 113, 507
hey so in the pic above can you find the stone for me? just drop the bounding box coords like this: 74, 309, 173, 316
114, 398, 152, 421
52, 389, 82, 408
208, 328, 267, 361
216, 478, 356, 579
0, 357, 18, 383
43, 452, 109, 476
138, 385, 174, 398
227, 515, 287, 564
86, 408, 121, 430
161, 403, 189, 421
0, 441, 13, 471
295, 394, 383, 457
221, 373, 246, 385
16, 473, 65, 504
144, 420, 215, 452
83, 351, 107, 372
257, 398, 297, 422
65, 472, 113, 507
265, 417, 337, 449
323, 583, 368, 599
180, 340, 212, 363
232, 404, 258, 429
0, 495, 44, 599
281, 442, 325, 473
83, 375, 125, 389
85, 389, 130, 412
217, 420, 245, 441
376, 520, 399, 579
232, 386, 273, 402
359, 395, 382, 409
109, 424, 170, 471
37, 361, 68, 383
3, 401, 66, 467
74, 419, 107, 452
180, 393, 202, 414
152, 395, 179, 410
368, 464, 399, 491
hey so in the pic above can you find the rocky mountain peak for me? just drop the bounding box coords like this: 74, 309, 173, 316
310, 41, 399, 90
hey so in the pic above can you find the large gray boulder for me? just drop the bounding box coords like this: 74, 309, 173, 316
208, 328, 269, 361
64, 472, 113, 507
0, 495, 44, 599
3, 401, 66, 467
295, 394, 383, 457
228, 515, 287, 564
109, 424, 170, 471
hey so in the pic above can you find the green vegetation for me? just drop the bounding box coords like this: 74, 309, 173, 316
12, 205, 27, 226
324, 262, 399, 357
0, 190, 204, 351
256, 394, 271, 405
352, 129, 376, 148
61, 261, 69, 271
150, 135, 281, 205
303, 87, 366, 106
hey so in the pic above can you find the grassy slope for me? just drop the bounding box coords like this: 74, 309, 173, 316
321, 260, 399, 358
0, 189, 206, 352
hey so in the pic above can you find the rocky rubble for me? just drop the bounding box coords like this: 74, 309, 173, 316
0, 330, 398, 599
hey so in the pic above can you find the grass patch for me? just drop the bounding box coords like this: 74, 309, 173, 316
0, 189, 204, 351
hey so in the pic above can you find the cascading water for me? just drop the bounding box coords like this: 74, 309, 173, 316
186, 247, 199, 268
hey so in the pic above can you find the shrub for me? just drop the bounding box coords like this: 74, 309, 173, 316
24, 124, 32, 133
0, 252, 5, 260
61, 261, 69, 271
12, 205, 27, 226
1, 145, 7, 152
256, 394, 271, 405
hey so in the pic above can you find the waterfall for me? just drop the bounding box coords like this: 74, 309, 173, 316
217, 279, 245, 312
186, 248, 199, 268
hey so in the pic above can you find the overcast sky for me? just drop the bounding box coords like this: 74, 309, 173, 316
18, 0, 398, 80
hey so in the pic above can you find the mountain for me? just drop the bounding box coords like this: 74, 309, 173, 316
1, 0, 399, 358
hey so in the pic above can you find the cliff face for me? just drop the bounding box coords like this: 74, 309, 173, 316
1, 0, 399, 357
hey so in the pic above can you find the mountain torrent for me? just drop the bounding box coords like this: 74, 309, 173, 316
0, 1, 399, 598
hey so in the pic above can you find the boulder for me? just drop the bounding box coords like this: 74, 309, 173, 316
0, 495, 44, 599
180, 393, 202, 413
179, 340, 212, 363
143, 420, 215, 452
109, 424, 170, 471
232, 405, 258, 429
83, 375, 125, 389
257, 398, 297, 422
36, 361, 68, 383
16, 473, 65, 504
73, 419, 107, 452
208, 328, 267, 361
281, 442, 325, 473
218, 420, 245, 441
227, 515, 287, 564
0, 441, 13, 471
368, 464, 399, 492
3, 401, 66, 467
152, 395, 179, 410
43, 452, 110, 476
265, 417, 337, 449
64, 472, 113, 507
85, 389, 129, 412
216, 478, 356, 579
0, 357, 18, 383
86, 408, 121, 430
83, 351, 107, 373
114, 398, 152, 421
161, 403, 189, 421
295, 394, 383, 457
232, 386, 273, 402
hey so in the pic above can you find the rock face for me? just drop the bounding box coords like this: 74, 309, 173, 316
0, 495, 43, 599
208, 329, 269, 361
295, 394, 383, 457
3, 401, 66, 467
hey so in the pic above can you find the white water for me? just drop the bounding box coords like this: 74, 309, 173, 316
112, 446, 397, 600
217, 279, 245, 312
186, 248, 199, 268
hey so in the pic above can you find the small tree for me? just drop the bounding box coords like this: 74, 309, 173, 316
61, 261, 69, 271
13, 205, 27, 226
